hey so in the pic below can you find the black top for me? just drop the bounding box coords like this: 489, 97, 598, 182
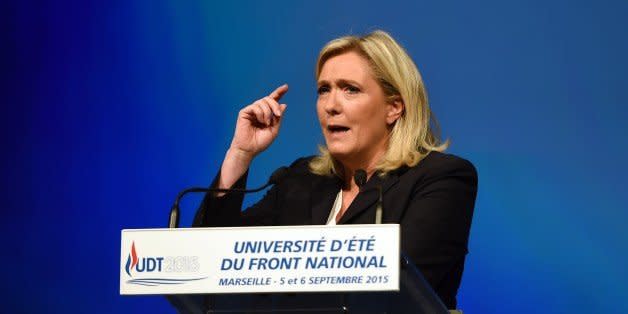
193, 151, 478, 309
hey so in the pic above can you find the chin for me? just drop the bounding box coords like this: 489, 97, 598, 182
326, 146, 354, 161
324, 137, 358, 157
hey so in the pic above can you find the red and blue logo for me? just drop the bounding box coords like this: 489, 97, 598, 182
125, 241, 164, 277
123, 241, 205, 286
125, 242, 139, 276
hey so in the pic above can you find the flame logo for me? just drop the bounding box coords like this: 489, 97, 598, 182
124, 242, 139, 277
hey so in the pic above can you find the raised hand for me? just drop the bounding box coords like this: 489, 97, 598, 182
229, 84, 289, 158
218, 84, 289, 190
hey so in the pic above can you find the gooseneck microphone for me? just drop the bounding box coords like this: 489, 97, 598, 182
168, 166, 289, 228
375, 185, 383, 224
353, 169, 384, 224
353, 169, 367, 188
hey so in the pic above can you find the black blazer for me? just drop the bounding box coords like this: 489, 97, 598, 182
193, 151, 477, 309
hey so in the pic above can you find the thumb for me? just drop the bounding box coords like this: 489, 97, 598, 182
272, 104, 287, 129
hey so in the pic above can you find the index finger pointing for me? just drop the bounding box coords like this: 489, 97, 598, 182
269, 84, 289, 101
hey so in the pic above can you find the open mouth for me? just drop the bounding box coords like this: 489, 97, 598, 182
327, 125, 350, 134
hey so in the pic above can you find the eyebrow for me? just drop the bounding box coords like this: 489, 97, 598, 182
317, 79, 362, 87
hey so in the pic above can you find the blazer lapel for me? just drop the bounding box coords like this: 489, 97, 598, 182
337, 172, 400, 224
310, 175, 343, 224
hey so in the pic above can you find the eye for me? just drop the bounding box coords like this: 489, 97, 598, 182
345, 85, 360, 94
317, 85, 330, 95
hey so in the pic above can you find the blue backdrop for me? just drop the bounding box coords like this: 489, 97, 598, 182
3, 0, 627, 313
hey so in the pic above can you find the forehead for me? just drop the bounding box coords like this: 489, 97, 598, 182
318, 51, 374, 83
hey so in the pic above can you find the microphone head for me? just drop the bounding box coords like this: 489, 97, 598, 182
269, 166, 289, 185
354, 169, 367, 188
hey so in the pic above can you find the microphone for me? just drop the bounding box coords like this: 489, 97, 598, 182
168, 166, 289, 228
353, 169, 383, 224
353, 169, 367, 188
375, 185, 383, 224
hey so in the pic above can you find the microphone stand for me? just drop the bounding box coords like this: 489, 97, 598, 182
168, 167, 288, 228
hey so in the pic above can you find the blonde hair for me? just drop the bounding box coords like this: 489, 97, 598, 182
309, 30, 448, 177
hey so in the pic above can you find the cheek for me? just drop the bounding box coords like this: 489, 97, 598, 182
316, 108, 326, 127
350, 101, 383, 125
357, 109, 388, 137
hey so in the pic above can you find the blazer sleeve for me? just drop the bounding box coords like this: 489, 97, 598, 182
192, 157, 312, 227
191, 169, 282, 227
400, 154, 478, 308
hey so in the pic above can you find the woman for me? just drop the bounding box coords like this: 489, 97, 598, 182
193, 30, 477, 309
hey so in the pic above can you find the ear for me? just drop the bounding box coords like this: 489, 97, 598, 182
386, 98, 404, 125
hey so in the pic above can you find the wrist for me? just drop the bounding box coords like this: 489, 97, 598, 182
217, 148, 253, 192
225, 147, 255, 165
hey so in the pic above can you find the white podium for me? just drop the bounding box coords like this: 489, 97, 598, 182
120, 224, 449, 313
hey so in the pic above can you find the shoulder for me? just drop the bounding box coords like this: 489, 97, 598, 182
399, 151, 478, 189
418, 151, 476, 177
279, 155, 329, 183
273, 156, 338, 197
284, 156, 317, 174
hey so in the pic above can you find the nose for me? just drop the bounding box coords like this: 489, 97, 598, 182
323, 88, 342, 116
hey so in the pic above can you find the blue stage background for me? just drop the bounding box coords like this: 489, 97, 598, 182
3, 0, 627, 312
